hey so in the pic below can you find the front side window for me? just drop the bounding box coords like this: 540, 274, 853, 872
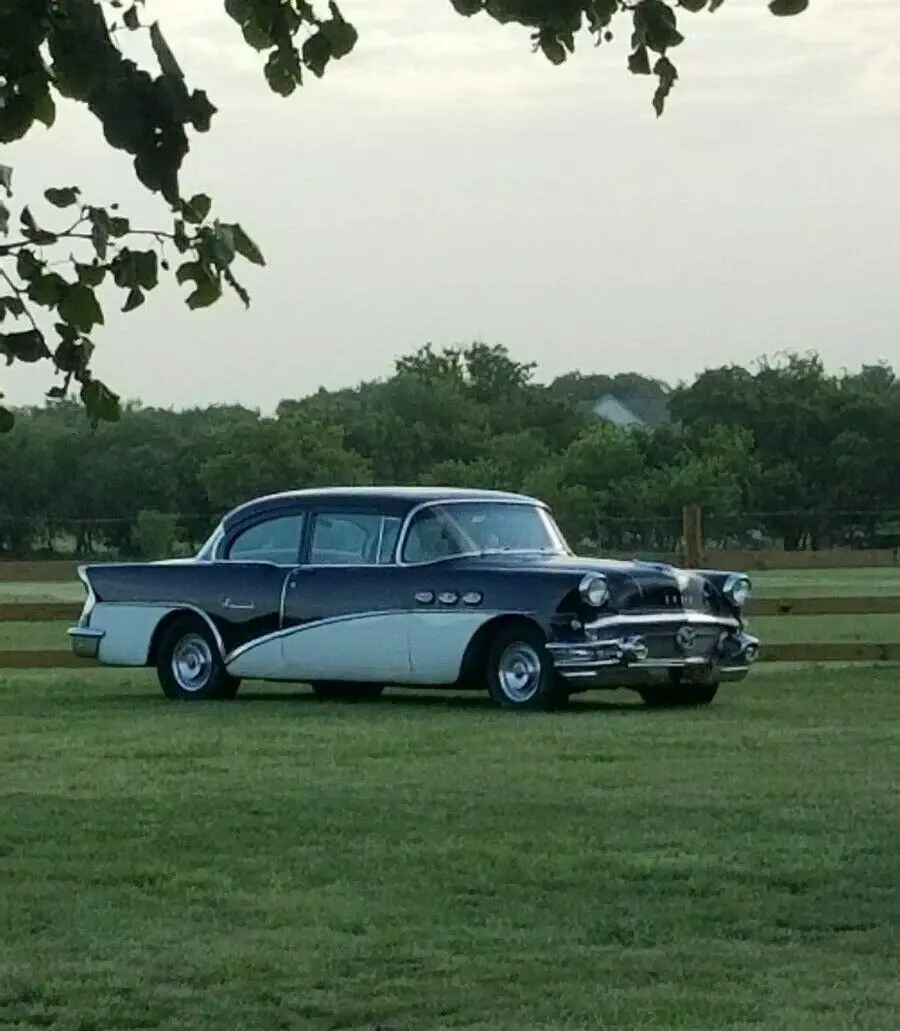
309, 512, 403, 565
226, 514, 305, 564
401, 502, 568, 564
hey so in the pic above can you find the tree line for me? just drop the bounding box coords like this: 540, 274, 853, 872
1, 343, 897, 560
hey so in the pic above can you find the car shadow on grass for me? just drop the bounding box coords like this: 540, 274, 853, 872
240, 687, 650, 714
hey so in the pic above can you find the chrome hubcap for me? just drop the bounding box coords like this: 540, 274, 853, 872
497, 642, 542, 703
171, 633, 213, 692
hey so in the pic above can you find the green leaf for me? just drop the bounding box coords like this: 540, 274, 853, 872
172, 220, 191, 253
16, 250, 44, 281
634, 0, 684, 52
27, 271, 69, 308
186, 276, 222, 310
449, 0, 483, 14
187, 89, 217, 133
2, 295, 25, 317
0, 406, 13, 433
44, 186, 81, 209
175, 260, 202, 287
150, 20, 184, 78
108, 216, 130, 237
33, 90, 57, 128
58, 284, 105, 333
320, 15, 359, 59
241, 18, 274, 50
132, 250, 159, 289
0, 329, 51, 363
75, 262, 107, 287
123, 4, 140, 30
54, 331, 93, 375
628, 45, 652, 74
176, 261, 223, 309
302, 33, 333, 77
224, 0, 251, 24
0, 165, 11, 198
122, 286, 145, 312
182, 194, 212, 224
89, 209, 110, 260
539, 34, 568, 65
207, 223, 236, 267
768, 0, 808, 13
0, 201, 9, 236
230, 223, 266, 266
679, 0, 707, 10
652, 54, 678, 115
264, 49, 301, 96
81, 378, 122, 427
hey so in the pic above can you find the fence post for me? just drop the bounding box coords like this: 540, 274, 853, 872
682, 504, 703, 568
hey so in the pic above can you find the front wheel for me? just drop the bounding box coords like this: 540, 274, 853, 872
310, 681, 385, 702
485, 623, 564, 712
156, 616, 241, 701
638, 683, 719, 708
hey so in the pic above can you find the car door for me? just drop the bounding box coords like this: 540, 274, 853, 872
279, 506, 413, 683
214, 508, 306, 678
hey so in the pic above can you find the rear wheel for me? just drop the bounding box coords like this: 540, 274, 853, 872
638, 683, 719, 708
156, 615, 241, 701
485, 623, 564, 712
310, 681, 385, 702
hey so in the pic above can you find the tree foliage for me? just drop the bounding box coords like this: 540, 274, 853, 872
2, 342, 898, 561
1, 0, 810, 430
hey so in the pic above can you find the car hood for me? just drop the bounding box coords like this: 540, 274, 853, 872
453, 551, 714, 609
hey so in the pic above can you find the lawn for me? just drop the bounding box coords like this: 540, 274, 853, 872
1, 665, 898, 1030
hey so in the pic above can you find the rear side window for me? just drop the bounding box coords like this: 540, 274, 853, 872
226, 514, 305, 564
309, 512, 403, 565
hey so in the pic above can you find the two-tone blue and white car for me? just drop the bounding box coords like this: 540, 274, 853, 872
68, 486, 759, 710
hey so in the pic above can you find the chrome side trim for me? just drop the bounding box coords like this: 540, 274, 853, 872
224, 607, 510, 666
585, 611, 741, 631
75, 564, 97, 627
278, 570, 293, 628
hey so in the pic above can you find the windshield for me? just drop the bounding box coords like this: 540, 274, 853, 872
401, 501, 569, 563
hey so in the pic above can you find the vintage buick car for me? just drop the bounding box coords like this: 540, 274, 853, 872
67, 486, 759, 710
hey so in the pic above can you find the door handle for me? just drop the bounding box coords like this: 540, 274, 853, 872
223, 598, 255, 611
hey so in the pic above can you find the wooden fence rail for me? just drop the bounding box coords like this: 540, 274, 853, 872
3, 546, 900, 584
2, 598, 899, 669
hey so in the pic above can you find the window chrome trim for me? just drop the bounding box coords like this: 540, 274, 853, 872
395, 497, 571, 568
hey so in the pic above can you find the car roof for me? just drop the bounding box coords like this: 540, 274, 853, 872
221, 485, 542, 527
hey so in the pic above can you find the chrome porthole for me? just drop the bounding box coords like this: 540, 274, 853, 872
496, 642, 543, 704
171, 633, 214, 693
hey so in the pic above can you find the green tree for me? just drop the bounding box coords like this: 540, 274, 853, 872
2, 0, 810, 430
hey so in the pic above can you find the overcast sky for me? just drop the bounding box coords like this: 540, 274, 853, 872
4, 0, 899, 411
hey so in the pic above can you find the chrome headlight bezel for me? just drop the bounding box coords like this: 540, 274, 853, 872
578, 572, 610, 608
723, 573, 752, 609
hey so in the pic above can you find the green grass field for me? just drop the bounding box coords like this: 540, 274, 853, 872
1, 665, 898, 1030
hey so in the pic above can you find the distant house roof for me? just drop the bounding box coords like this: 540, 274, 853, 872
590, 393, 670, 428
591, 394, 645, 427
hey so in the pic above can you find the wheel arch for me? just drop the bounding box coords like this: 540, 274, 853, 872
456, 613, 546, 689
146, 606, 226, 667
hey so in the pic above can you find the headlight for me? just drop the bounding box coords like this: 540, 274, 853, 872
579, 573, 610, 608
723, 573, 751, 608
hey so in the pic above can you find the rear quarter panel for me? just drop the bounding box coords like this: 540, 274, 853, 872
82, 560, 290, 655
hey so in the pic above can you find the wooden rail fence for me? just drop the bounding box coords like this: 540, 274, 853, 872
2, 596, 899, 669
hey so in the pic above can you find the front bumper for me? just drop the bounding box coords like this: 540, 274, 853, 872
67, 626, 105, 660
546, 611, 759, 688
